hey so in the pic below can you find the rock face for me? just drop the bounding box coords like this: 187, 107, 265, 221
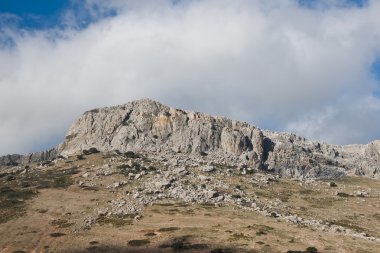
0, 149, 57, 167
265, 131, 380, 179
1, 99, 379, 179
58, 99, 264, 169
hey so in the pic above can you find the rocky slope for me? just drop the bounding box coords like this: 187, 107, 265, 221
1, 99, 379, 179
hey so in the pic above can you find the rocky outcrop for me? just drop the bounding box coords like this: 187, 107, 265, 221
0, 154, 23, 167
0, 149, 57, 167
58, 99, 264, 169
1, 99, 379, 179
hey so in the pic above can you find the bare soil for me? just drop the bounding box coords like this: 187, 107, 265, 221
0, 152, 379, 253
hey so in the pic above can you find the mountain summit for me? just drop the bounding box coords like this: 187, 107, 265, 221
1, 99, 380, 179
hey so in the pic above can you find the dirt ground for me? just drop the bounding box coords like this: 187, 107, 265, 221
1, 152, 379, 253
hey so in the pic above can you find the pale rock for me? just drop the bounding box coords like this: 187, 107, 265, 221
2, 98, 380, 180
202, 165, 215, 173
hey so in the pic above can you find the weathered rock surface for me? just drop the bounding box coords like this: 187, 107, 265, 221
1, 99, 379, 179
58, 99, 264, 169
0, 149, 57, 167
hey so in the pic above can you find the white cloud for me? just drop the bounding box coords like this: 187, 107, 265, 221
1, 0, 380, 155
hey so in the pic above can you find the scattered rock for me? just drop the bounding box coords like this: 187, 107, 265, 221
354, 190, 368, 197
202, 165, 215, 173
156, 180, 172, 189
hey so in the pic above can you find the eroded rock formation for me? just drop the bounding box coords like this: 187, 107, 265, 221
1, 99, 379, 179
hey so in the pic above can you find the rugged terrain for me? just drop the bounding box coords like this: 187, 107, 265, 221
2, 99, 379, 179
0, 99, 379, 252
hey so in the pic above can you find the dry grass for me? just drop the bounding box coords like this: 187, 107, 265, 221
0, 152, 379, 253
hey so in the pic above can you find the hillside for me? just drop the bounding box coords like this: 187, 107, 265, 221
0, 99, 379, 253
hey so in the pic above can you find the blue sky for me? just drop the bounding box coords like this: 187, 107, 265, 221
0, 0, 117, 30
298, 0, 368, 8
0, 0, 70, 29
1, 0, 380, 155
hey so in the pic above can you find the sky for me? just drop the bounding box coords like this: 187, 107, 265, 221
1, 0, 380, 155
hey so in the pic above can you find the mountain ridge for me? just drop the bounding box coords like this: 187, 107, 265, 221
1, 98, 379, 179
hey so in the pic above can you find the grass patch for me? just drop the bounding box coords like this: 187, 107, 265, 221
97, 214, 135, 227
36, 208, 48, 213
154, 203, 175, 207
0, 186, 36, 223
50, 219, 74, 228
181, 209, 195, 215
18, 167, 79, 189
302, 197, 341, 208
330, 219, 366, 233
247, 224, 274, 231
166, 208, 180, 214
299, 189, 314, 195
254, 190, 272, 199
278, 191, 292, 202
158, 227, 180, 232
228, 233, 251, 241
50, 232, 66, 237
79, 185, 99, 191
127, 239, 150, 247
256, 230, 267, 236
210, 248, 234, 253
200, 202, 216, 210
174, 202, 189, 208
160, 238, 208, 252
124, 151, 141, 159
373, 213, 380, 221
172, 243, 208, 251
287, 246, 319, 253
336, 192, 352, 198
246, 224, 274, 236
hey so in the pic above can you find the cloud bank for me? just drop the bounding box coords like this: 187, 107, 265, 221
1, 0, 380, 155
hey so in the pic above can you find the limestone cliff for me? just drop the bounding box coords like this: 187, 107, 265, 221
58, 99, 264, 169
1, 99, 379, 179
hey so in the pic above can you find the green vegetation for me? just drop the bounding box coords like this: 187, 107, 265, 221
228, 232, 252, 241
302, 196, 342, 208
124, 151, 141, 159
336, 192, 352, 198
330, 219, 366, 233
50, 219, 74, 228
158, 227, 180, 232
18, 167, 79, 189
0, 185, 36, 223
144, 232, 157, 237
287, 246, 319, 253
159, 237, 208, 252
82, 148, 100, 155
97, 214, 135, 227
299, 189, 314, 195
50, 232, 66, 237
127, 239, 150, 246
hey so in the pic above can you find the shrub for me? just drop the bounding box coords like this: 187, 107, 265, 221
82, 147, 99, 155
125, 151, 141, 159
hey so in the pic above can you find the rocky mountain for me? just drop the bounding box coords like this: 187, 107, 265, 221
1, 99, 379, 179
1, 99, 380, 253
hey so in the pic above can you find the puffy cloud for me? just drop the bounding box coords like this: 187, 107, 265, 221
1, 0, 380, 155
